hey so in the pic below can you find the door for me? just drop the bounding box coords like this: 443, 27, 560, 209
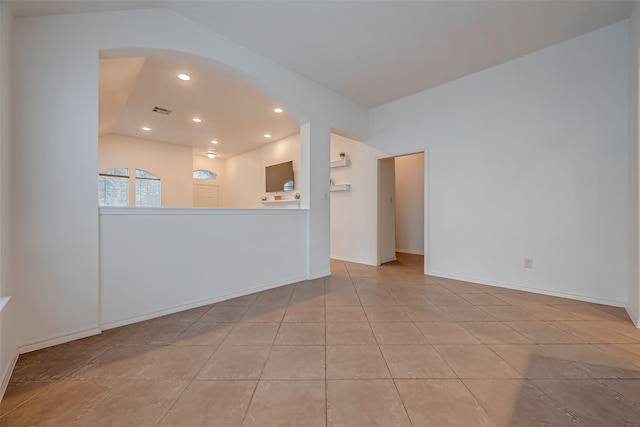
193, 183, 219, 207
378, 157, 397, 264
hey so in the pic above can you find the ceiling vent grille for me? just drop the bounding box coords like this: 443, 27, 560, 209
152, 106, 172, 115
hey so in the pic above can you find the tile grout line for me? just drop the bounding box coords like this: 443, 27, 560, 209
0, 341, 111, 421
363, 268, 415, 426
5, 255, 639, 425
526, 378, 590, 427
237, 289, 290, 426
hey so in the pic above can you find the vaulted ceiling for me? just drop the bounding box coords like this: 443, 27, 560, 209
99, 57, 300, 159
167, 0, 633, 108
11, 0, 633, 152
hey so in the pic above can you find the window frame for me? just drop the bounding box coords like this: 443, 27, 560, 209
99, 168, 129, 207
134, 169, 161, 207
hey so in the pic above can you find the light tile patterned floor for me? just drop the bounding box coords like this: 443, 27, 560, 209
2, 254, 640, 426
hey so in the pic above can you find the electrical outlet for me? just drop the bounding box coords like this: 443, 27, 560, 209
524, 258, 533, 269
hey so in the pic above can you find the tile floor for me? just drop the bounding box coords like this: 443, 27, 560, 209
2, 254, 640, 426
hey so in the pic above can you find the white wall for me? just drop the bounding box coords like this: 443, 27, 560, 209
12, 8, 365, 351
99, 134, 195, 207
226, 133, 301, 208
14, 13, 102, 351
629, 5, 640, 326
369, 21, 629, 306
226, 149, 263, 208
395, 153, 425, 255
100, 209, 308, 327
0, 0, 16, 396
330, 134, 383, 265
100, 134, 230, 208
301, 122, 331, 278
224, 128, 329, 275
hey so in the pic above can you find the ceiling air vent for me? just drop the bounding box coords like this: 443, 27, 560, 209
152, 106, 172, 115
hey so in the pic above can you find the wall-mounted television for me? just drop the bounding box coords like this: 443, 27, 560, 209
266, 160, 294, 192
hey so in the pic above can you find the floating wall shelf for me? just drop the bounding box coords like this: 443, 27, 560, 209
330, 158, 351, 168
260, 200, 300, 208
330, 184, 351, 192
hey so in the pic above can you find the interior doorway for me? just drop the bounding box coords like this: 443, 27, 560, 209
377, 151, 427, 274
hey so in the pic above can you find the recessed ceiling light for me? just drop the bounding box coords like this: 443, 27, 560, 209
207, 153, 216, 159
192, 117, 202, 123
142, 126, 151, 131
211, 140, 219, 144
264, 133, 271, 138
274, 108, 283, 113
178, 73, 191, 81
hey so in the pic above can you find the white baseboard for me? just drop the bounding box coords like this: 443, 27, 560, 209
18, 326, 102, 354
308, 270, 331, 280
330, 255, 378, 266
0, 351, 18, 400
100, 275, 309, 330
0, 296, 11, 313
428, 271, 627, 308
396, 249, 424, 256
626, 306, 640, 328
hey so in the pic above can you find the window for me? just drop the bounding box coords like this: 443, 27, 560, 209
135, 169, 161, 207
98, 168, 161, 207
99, 168, 129, 206
283, 180, 294, 192
193, 169, 217, 180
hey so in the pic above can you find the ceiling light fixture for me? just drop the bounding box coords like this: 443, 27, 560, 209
264, 133, 271, 138
192, 117, 202, 123
207, 152, 217, 159
178, 73, 191, 81
141, 126, 151, 131
211, 140, 219, 144
274, 108, 283, 113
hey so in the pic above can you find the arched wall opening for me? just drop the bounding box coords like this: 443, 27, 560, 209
96, 49, 323, 331
98, 48, 304, 210
12, 8, 355, 352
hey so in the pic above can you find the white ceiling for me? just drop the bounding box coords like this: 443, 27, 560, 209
99, 57, 299, 159
98, 57, 145, 137
11, 1, 633, 108
12, 0, 634, 151
166, 0, 633, 107
10, 0, 167, 18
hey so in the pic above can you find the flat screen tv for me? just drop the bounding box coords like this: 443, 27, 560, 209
266, 160, 294, 192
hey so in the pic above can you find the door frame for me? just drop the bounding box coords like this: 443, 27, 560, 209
376, 149, 429, 275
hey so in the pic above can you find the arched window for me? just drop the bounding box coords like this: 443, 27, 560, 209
99, 168, 129, 206
193, 169, 217, 180
135, 169, 161, 207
